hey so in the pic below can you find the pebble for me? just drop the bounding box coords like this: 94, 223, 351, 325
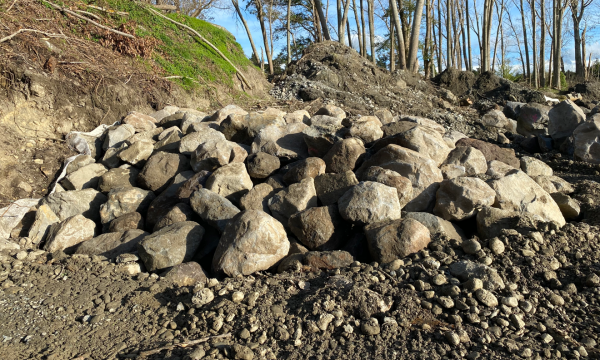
462, 239, 482, 255
191, 288, 214, 307
444, 331, 460, 346
488, 238, 505, 255
549, 294, 564, 306
360, 318, 380, 335
510, 314, 525, 329
540, 333, 553, 344
475, 289, 498, 307
15, 251, 28, 260
519, 300, 533, 313
432, 274, 447, 285
436, 296, 454, 309
189, 348, 206, 360
464, 278, 483, 292
232, 291, 244, 303
501, 296, 518, 307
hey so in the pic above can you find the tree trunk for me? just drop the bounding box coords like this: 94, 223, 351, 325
519, 0, 530, 82
353, 0, 362, 51
339, 0, 352, 45
361, 0, 367, 56
314, 0, 331, 40
287, 0, 291, 65
447, 0, 452, 69
368, 0, 376, 64
466, 0, 472, 70
539, 0, 545, 86
268, 0, 274, 57
531, 0, 537, 87
435, 0, 442, 72
572, 3, 584, 79
407, 0, 425, 71
548, 36, 553, 87
491, 0, 504, 72
337, 0, 342, 39
424, 0, 432, 78
390, 0, 406, 69
254, 0, 274, 75
390, 21, 396, 70
232, 0, 260, 64
460, 1, 468, 71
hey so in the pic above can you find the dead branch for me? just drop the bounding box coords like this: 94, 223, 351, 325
144, 6, 253, 91
0, 29, 66, 43
6, 0, 17, 12
137, 333, 231, 357
83, 4, 128, 16
163, 75, 199, 83
154, 4, 177, 10
74, 9, 102, 21
41, 0, 135, 39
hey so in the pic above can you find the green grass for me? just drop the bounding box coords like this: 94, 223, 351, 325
80, 0, 255, 89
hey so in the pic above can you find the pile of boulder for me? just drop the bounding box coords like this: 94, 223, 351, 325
0, 103, 583, 282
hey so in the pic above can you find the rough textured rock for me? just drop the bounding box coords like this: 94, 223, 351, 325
489, 171, 566, 226
99, 187, 156, 224
517, 103, 550, 136
442, 131, 468, 148
175, 171, 212, 204
486, 160, 517, 179
449, 260, 505, 291
573, 115, 600, 164
302, 119, 346, 157
288, 205, 347, 250
520, 156, 553, 177
62, 163, 108, 190
548, 100, 585, 140
304, 250, 353, 270
364, 218, 431, 263
338, 181, 401, 224
363, 167, 413, 208
314, 171, 359, 206
181, 112, 208, 134
284, 110, 310, 124
268, 178, 318, 224
98, 167, 138, 193
145, 171, 194, 229
246, 152, 280, 179
434, 177, 496, 221
205, 162, 253, 203
239, 183, 274, 213
440, 164, 466, 180
190, 189, 240, 232
153, 128, 182, 152
66, 155, 95, 175
162, 261, 208, 287
28, 204, 60, 245
481, 109, 516, 132
374, 123, 451, 166
322, 138, 366, 173
314, 105, 346, 119
122, 111, 157, 133
154, 203, 195, 231
212, 210, 290, 277
41, 189, 107, 222
347, 116, 384, 143
108, 212, 144, 232
208, 104, 248, 124
118, 140, 154, 165
190, 138, 247, 172
103, 124, 135, 150
220, 111, 286, 145
283, 157, 326, 185
533, 175, 574, 194
138, 152, 190, 193
455, 138, 520, 168
442, 147, 488, 176
179, 128, 226, 155
403, 212, 466, 241
75, 229, 148, 258
44, 215, 96, 253
374, 109, 394, 125
550, 193, 581, 220
137, 221, 205, 271
355, 145, 443, 212
251, 123, 309, 162
476, 206, 544, 239
101, 144, 127, 169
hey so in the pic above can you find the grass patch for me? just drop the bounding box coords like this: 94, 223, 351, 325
81, 0, 255, 89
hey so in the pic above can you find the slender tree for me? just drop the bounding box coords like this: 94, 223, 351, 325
352, 0, 363, 52
539, 0, 545, 86
314, 0, 331, 40
531, 0, 538, 87
339, 0, 352, 44
570, 0, 594, 79
368, 0, 376, 64
390, 0, 407, 68
287, 0, 291, 65
232, 0, 260, 64
407, 0, 425, 71
361, 0, 367, 56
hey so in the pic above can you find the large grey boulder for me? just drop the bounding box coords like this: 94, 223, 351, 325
205, 162, 253, 203
481, 109, 517, 132
433, 177, 496, 221
44, 215, 96, 253
138, 152, 190, 193
137, 221, 205, 271
41, 189, 107, 222
75, 229, 148, 258
548, 99, 585, 141
208, 104, 248, 124
154, 203, 195, 231
302, 119, 347, 157
212, 210, 290, 276
62, 163, 108, 190
573, 115, 600, 164
28, 204, 60, 245
404, 212, 466, 241
517, 103, 550, 136
145, 171, 195, 229
489, 171, 566, 226
251, 123, 309, 162
190, 138, 247, 172
356, 145, 443, 212
268, 178, 318, 224
220, 110, 286, 145
179, 127, 226, 155
117, 140, 154, 165
322, 137, 365, 173
239, 183, 274, 214
122, 111, 157, 132
246, 152, 280, 179
442, 147, 487, 176
476, 206, 544, 239
98, 167, 138, 193
314, 171, 359, 206
532, 175, 574, 194
99, 187, 156, 224
364, 218, 431, 263
190, 189, 240, 232
363, 167, 413, 209
347, 116, 383, 143
282, 157, 326, 185
338, 181, 401, 224
288, 205, 347, 251
103, 124, 135, 150
520, 156, 553, 177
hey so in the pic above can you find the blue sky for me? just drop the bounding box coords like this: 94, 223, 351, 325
208, 1, 600, 74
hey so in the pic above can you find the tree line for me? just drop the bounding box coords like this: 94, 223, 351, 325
151, 0, 599, 89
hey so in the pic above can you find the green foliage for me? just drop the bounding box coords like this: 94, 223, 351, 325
496, 63, 519, 82
80, 0, 255, 89
560, 71, 567, 90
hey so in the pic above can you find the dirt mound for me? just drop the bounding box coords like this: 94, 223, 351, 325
271, 41, 440, 116
434, 69, 546, 104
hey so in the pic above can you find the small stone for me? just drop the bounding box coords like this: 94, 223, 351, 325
189, 348, 206, 360
540, 333, 553, 344
464, 278, 484, 292
191, 288, 214, 307
462, 238, 482, 254
549, 293, 564, 306
444, 331, 461, 346
501, 297, 518, 308
488, 238, 505, 255
361, 318, 380, 335
232, 291, 244, 303
475, 289, 498, 307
